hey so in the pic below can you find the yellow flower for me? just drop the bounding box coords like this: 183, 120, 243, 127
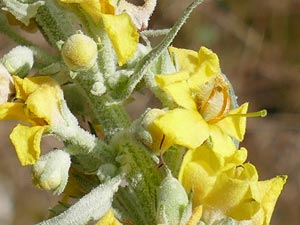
148, 46, 253, 154
178, 145, 287, 225
59, 0, 139, 66
0, 76, 65, 165
142, 108, 209, 154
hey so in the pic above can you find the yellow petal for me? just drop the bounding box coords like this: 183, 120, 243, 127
80, 0, 102, 22
227, 186, 261, 220
59, 0, 115, 22
259, 175, 287, 225
147, 121, 173, 154
102, 13, 139, 66
225, 165, 261, 220
13, 76, 57, 100
155, 71, 189, 87
208, 125, 236, 157
96, 209, 122, 225
181, 162, 216, 207
216, 102, 249, 141
169, 46, 199, 74
154, 108, 209, 149
156, 72, 197, 110
204, 174, 257, 219
0, 102, 30, 122
142, 109, 175, 154
100, 0, 115, 14
10, 124, 49, 166
169, 46, 221, 89
26, 85, 63, 125
188, 47, 221, 90
225, 147, 248, 168
236, 163, 259, 181
178, 146, 223, 206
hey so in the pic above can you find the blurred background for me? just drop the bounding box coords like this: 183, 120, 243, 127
1, 0, 299, 224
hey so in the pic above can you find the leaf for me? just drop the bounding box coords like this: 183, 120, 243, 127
36, 176, 122, 225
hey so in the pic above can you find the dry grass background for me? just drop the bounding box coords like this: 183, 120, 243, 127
1, 0, 299, 224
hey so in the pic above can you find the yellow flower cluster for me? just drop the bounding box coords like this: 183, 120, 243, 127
0, 1, 287, 224
145, 46, 286, 224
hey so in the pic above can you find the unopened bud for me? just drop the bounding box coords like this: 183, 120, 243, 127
32, 149, 71, 195
61, 33, 98, 71
2, 46, 33, 78
157, 172, 189, 225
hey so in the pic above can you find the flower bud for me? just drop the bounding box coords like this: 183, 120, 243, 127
157, 173, 189, 225
1, 46, 33, 78
61, 33, 98, 71
32, 149, 71, 195
97, 163, 118, 182
0, 64, 14, 104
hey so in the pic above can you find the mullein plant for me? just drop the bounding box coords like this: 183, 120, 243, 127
0, 0, 287, 224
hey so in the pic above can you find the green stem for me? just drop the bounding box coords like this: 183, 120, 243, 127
35, 0, 78, 47
112, 131, 162, 225
75, 72, 131, 140
96, 20, 117, 82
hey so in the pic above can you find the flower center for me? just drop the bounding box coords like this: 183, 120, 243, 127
194, 76, 232, 123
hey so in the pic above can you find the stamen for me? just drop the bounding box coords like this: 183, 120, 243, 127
215, 86, 231, 118
226, 109, 267, 118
